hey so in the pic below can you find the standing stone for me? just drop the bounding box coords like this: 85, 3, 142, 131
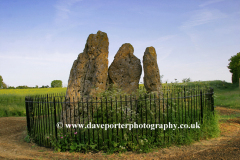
143, 46, 161, 93
108, 43, 142, 94
63, 30, 109, 124
66, 30, 109, 101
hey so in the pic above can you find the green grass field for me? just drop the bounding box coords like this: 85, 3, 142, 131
213, 84, 240, 109
161, 80, 240, 109
0, 88, 66, 117
0, 80, 239, 117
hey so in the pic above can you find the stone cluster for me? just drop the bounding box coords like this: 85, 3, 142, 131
63, 30, 162, 123
66, 30, 162, 100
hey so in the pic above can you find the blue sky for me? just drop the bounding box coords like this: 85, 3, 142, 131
0, 0, 239, 87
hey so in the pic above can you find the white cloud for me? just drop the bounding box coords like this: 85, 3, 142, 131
157, 48, 173, 62
199, 0, 225, 7
181, 9, 227, 29
132, 35, 176, 50
184, 31, 202, 51
54, 0, 82, 23
130, 34, 176, 62
150, 35, 176, 44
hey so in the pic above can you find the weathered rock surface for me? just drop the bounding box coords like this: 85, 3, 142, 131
66, 30, 109, 101
108, 43, 142, 94
143, 46, 161, 93
63, 30, 109, 124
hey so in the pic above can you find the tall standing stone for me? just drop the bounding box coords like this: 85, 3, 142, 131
108, 43, 142, 94
143, 46, 161, 93
63, 30, 109, 124
66, 30, 109, 101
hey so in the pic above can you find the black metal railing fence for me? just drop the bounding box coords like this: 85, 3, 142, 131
25, 86, 214, 150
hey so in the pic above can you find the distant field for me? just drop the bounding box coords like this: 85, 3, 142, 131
0, 88, 66, 117
0, 80, 239, 117
0, 88, 67, 96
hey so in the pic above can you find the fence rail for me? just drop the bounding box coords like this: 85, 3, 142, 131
25, 86, 214, 151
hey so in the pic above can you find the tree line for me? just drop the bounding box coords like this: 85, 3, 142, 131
0, 78, 63, 89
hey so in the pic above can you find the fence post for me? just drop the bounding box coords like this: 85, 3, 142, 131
25, 97, 31, 135
200, 90, 203, 123
184, 87, 186, 102
135, 95, 139, 143
29, 97, 34, 135
211, 88, 214, 114
53, 97, 58, 140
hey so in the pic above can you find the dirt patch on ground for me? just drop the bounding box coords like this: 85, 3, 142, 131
216, 106, 240, 116
0, 107, 239, 160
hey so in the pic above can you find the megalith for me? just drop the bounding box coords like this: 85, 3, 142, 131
143, 46, 161, 93
66, 30, 109, 101
63, 30, 109, 124
108, 43, 142, 94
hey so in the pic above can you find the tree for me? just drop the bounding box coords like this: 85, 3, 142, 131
8, 86, 15, 89
0, 75, 7, 89
2, 82, 7, 89
0, 75, 3, 89
182, 78, 191, 83
51, 80, 62, 88
40, 85, 49, 88
160, 75, 164, 84
228, 52, 240, 84
16, 85, 29, 89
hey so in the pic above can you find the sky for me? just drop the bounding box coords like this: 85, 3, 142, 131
0, 0, 239, 87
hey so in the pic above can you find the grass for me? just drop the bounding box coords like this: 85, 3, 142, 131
161, 80, 240, 109
200, 81, 239, 109
0, 80, 239, 117
0, 88, 66, 117
213, 86, 240, 109
218, 112, 240, 121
